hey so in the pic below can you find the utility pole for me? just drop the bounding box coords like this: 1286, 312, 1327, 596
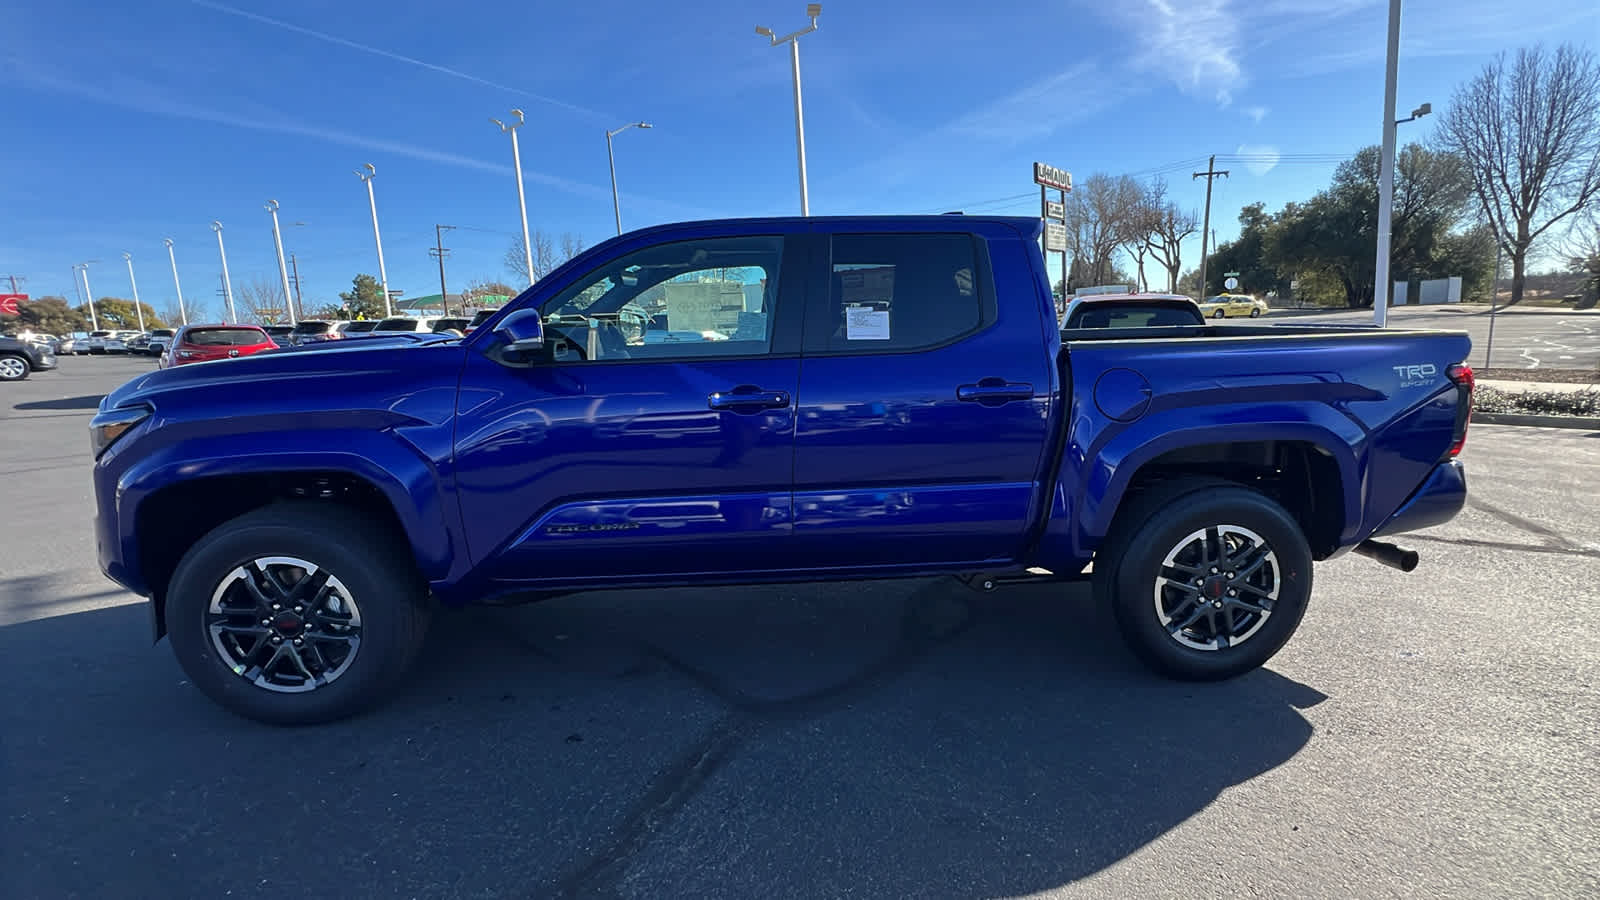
289, 252, 305, 320
4, 275, 23, 294
1192, 155, 1229, 299
431, 225, 455, 317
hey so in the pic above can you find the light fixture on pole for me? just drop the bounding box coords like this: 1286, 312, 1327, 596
121, 253, 146, 332
210, 222, 238, 325
492, 110, 536, 285
355, 164, 393, 318
756, 4, 822, 216
265, 200, 298, 326
1396, 101, 1431, 125
606, 122, 652, 235
163, 239, 188, 325
78, 262, 100, 331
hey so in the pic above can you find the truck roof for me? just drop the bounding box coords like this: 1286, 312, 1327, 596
618, 215, 1045, 238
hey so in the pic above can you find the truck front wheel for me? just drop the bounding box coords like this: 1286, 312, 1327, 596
165, 504, 431, 725
1094, 480, 1312, 681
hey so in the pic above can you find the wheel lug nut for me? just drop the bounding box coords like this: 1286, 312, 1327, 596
271, 635, 282, 643
1209, 567, 1218, 574
261, 618, 271, 626
271, 603, 282, 611
1214, 601, 1223, 608
1227, 589, 1237, 596
293, 637, 303, 645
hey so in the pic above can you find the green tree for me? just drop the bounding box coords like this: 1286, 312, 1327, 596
1, 296, 88, 335
79, 297, 166, 330
1207, 202, 1289, 297
337, 274, 388, 320
1267, 144, 1477, 307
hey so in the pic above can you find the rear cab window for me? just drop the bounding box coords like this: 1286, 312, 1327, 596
375, 318, 421, 332
184, 327, 268, 346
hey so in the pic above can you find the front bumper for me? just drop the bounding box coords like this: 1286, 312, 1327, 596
1372, 459, 1467, 538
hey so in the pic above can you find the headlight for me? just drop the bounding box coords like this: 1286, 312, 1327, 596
89, 406, 151, 458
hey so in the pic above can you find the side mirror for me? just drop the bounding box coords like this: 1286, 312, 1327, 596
494, 309, 544, 354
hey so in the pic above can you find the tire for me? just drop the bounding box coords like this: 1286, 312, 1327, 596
1212, 309, 1227, 319
0, 354, 29, 381
1094, 478, 1312, 681
165, 503, 431, 725
1250, 308, 1261, 318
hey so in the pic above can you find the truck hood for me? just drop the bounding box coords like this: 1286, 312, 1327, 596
101, 334, 463, 413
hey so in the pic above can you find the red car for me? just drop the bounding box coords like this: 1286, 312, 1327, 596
158, 324, 276, 368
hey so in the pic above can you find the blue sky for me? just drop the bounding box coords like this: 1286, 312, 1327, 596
3, 0, 1596, 316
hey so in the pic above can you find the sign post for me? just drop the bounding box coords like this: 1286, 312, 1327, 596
1034, 162, 1073, 318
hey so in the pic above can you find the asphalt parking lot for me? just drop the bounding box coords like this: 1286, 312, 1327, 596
4, 355, 1598, 899
1278, 304, 1600, 370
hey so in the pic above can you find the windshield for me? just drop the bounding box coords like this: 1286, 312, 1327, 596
374, 318, 422, 331
183, 328, 268, 346
468, 310, 497, 327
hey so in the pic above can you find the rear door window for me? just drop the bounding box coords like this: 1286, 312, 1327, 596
811, 233, 987, 354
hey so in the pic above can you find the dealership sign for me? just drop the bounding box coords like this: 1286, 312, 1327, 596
1033, 162, 1073, 192
0, 294, 27, 316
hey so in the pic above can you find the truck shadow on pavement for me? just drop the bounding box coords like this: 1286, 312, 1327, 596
2, 579, 1325, 899
12, 394, 106, 411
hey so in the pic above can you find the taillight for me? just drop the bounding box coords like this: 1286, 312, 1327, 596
1446, 363, 1474, 457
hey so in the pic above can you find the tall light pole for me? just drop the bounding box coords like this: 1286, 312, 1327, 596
121, 253, 146, 332
78, 262, 100, 331
71, 265, 95, 331
492, 110, 535, 285
606, 122, 653, 235
1373, 0, 1405, 327
163, 239, 188, 325
756, 4, 821, 216
210, 222, 238, 324
265, 200, 297, 326
355, 164, 392, 315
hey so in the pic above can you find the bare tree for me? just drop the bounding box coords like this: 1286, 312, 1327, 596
235, 277, 290, 324
505, 230, 587, 283
1145, 197, 1199, 294
1439, 44, 1600, 303
1065, 174, 1144, 289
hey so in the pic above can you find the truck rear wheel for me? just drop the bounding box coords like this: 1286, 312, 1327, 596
165, 504, 431, 725
1094, 479, 1312, 681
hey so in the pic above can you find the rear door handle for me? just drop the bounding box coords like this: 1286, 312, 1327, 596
957, 379, 1034, 406
708, 386, 791, 413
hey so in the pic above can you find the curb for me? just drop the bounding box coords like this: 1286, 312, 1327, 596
1474, 412, 1600, 430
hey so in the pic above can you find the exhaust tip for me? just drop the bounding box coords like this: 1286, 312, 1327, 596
1354, 539, 1420, 572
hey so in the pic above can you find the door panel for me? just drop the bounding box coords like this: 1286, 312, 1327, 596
792, 230, 1054, 566
453, 355, 798, 582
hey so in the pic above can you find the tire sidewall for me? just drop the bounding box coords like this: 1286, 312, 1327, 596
1109, 489, 1312, 680
166, 517, 417, 725
0, 355, 28, 381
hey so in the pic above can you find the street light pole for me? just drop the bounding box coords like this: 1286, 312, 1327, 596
79, 263, 99, 331
756, 5, 822, 216
606, 122, 653, 235
122, 253, 146, 332
164, 239, 188, 325
355, 164, 393, 317
492, 110, 536, 285
211, 222, 238, 324
71, 265, 93, 331
265, 201, 298, 326
1373, 0, 1403, 327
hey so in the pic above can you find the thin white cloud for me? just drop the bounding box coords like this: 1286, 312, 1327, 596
1243, 105, 1269, 124
1108, 0, 1244, 108
6, 58, 611, 200
1235, 144, 1281, 175
189, 0, 609, 122
948, 63, 1127, 143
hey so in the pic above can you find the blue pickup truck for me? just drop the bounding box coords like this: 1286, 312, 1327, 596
91, 216, 1473, 725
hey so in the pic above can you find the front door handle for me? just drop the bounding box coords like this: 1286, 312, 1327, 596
957, 378, 1034, 406
708, 386, 791, 413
